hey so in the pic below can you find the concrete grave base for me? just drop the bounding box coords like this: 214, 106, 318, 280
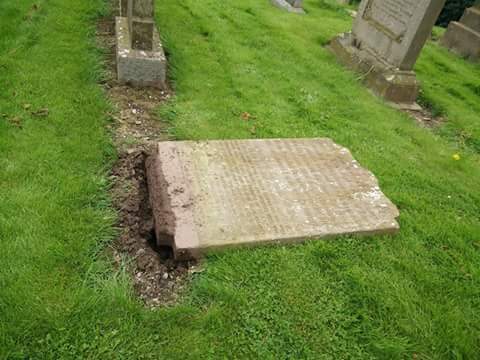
146, 139, 400, 260
116, 17, 167, 89
441, 22, 480, 61
329, 33, 420, 109
270, 0, 305, 14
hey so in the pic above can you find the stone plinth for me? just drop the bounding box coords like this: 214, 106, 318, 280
271, 0, 305, 14
330, 0, 446, 108
116, 0, 166, 89
146, 139, 400, 260
116, 17, 166, 88
441, 5, 480, 61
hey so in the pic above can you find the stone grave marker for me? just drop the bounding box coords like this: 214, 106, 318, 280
146, 139, 399, 260
128, 0, 155, 50
441, 3, 480, 61
271, 0, 305, 14
286, 0, 303, 7
116, 0, 166, 88
330, 0, 446, 108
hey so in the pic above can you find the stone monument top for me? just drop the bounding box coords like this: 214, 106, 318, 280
330, 0, 445, 108
352, 0, 445, 70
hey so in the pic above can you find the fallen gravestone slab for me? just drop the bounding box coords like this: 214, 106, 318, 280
146, 139, 399, 260
330, 0, 445, 109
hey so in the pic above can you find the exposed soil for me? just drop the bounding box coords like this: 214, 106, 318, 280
96, 6, 198, 308
404, 107, 444, 128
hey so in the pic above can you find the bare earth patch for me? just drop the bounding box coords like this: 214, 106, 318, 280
97, 9, 198, 308
404, 107, 445, 128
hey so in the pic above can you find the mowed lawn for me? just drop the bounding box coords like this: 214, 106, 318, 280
1, 0, 479, 358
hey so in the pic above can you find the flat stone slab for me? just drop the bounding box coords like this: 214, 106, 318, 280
146, 139, 399, 259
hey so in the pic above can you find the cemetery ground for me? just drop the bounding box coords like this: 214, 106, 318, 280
1, 0, 479, 358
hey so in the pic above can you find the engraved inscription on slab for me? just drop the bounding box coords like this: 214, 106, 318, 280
363, 0, 420, 41
147, 139, 400, 259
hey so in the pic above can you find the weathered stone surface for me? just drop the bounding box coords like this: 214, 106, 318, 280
146, 139, 400, 260
116, 0, 166, 88
271, 0, 305, 14
127, 0, 155, 51
286, 0, 303, 8
441, 5, 480, 61
330, 0, 445, 107
129, 0, 154, 18
116, 17, 166, 88
330, 33, 420, 108
120, 0, 129, 17
354, 0, 445, 70
130, 18, 155, 50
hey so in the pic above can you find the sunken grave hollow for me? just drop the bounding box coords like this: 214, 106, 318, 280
146, 139, 399, 260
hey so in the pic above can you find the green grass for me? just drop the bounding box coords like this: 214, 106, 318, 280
1, 0, 480, 358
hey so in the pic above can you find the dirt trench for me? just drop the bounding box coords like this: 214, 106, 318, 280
96, 4, 198, 308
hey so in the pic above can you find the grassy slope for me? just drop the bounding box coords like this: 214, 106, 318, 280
1, 0, 479, 358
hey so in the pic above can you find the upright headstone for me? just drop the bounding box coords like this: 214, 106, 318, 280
115, 0, 167, 88
441, 3, 480, 61
330, 0, 446, 108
